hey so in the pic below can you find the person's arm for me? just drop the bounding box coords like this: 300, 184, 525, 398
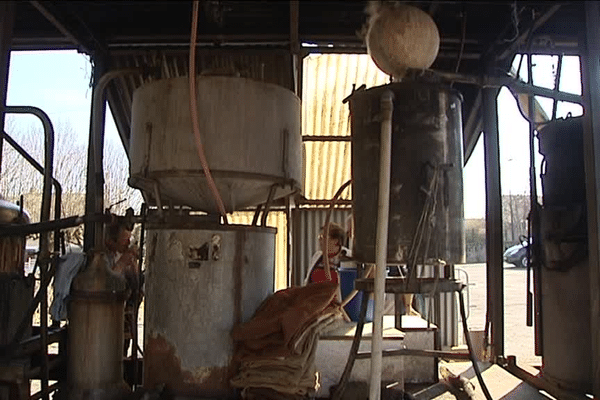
303, 251, 323, 285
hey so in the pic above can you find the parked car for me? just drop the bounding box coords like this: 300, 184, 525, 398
503, 239, 530, 267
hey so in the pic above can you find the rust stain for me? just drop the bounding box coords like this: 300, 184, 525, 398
144, 334, 237, 398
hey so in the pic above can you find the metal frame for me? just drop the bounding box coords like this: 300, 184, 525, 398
482, 64, 504, 359
0, 1, 15, 175
3, 106, 55, 400
582, 2, 600, 396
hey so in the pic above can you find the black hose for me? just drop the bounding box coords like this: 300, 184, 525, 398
331, 292, 369, 400
458, 290, 493, 400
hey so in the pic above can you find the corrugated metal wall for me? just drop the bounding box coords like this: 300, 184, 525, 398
301, 54, 388, 201
229, 211, 287, 290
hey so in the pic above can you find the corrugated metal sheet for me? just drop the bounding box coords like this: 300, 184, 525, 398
291, 208, 351, 286
301, 54, 389, 201
229, 211, 287, 290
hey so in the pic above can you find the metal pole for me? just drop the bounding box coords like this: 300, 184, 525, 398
4, 105, 54, 399
84, 57, 107, 252
85, 64, 143, 251
369, 90, 393, 400
0, 1, 14, 175
582, 2, 600, 395
482, 64, 504, 359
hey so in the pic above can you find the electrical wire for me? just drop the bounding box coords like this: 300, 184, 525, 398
189, 0, 229, 223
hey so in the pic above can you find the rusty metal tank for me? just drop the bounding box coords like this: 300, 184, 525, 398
144, 218, 275, 398
538, 117, 592, 392
0, 199, 30, 275
67, 252, 130, 400
349, 81, 465, 264
129, 76, 302, 213
0, 199, 33, 346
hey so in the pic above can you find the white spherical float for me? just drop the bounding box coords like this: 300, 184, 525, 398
366, 3, 440, 78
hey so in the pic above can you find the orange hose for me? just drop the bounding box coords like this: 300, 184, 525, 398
189, 0, 228, 223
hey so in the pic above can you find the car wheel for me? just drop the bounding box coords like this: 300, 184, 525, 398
520, 255, 529, 268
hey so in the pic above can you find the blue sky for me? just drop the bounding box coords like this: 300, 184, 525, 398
4, 50, 583, 219
6, 50, 120, 146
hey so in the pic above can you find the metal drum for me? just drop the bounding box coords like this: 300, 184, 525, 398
144, 219, 275, 398
0, 199, 30, 275
538, 117, 592, 392
67, 253, 129, 400
129, 76, 302, 213
0, 199, 33, 346
350, 81, 464, 264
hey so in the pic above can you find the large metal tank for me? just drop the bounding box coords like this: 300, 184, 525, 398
129, 76, 302, 213
144, 219, 275, 398
67, 252, 130, 400
538, 117, 592, 392
0, 199, 33, 345
350, 81, 464, 264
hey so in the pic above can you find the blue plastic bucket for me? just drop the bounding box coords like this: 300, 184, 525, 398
339, 267, 374, 322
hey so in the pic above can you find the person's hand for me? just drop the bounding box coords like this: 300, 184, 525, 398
115, 249, 138, 274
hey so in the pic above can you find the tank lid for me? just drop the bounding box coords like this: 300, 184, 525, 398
0, 199, 30, 225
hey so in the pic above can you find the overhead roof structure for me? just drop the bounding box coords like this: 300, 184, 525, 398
7, 1, 583, 163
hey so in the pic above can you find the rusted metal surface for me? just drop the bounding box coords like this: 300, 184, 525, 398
0, 275, 34, 346
144, 222, 275, 397
129, 75, 302, 213
145, 334, 237, 398
350, 81, 465, 264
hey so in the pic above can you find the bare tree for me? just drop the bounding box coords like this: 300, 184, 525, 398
0, 118, 142, 225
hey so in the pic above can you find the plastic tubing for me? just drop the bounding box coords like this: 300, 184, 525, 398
189, 0, 228, 223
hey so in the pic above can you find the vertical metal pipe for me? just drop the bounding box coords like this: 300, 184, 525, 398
551, 55, 563, 121
582, 2, 600, 395
482, 70, 504, 359
85, 65, 143, 250
84, 57, 108, 252
132, 203, 147, 389
369, 90, 393, 400
0, 1, 14, 175
527, 52, 543, 354
5, 106, 55, 400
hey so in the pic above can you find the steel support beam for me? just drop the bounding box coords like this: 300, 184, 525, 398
582, 2, 600, 396
0, 1, 15, 175
482, 61, 504, 359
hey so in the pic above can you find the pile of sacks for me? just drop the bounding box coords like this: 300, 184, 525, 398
231, 281, 343, 399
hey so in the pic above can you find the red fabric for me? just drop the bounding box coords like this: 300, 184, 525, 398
308, 267, 339, 284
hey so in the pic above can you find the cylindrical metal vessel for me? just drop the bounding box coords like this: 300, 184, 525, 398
67, 252, 129, 400
350, 82, 464, 264
144, 220, 275, 398
0, 199, 30, 275
129, 76, 302, 213
538, 117, 592, 392
0, 199, 33, 345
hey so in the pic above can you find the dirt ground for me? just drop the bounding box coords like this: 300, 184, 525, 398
457, 263, 541, 368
